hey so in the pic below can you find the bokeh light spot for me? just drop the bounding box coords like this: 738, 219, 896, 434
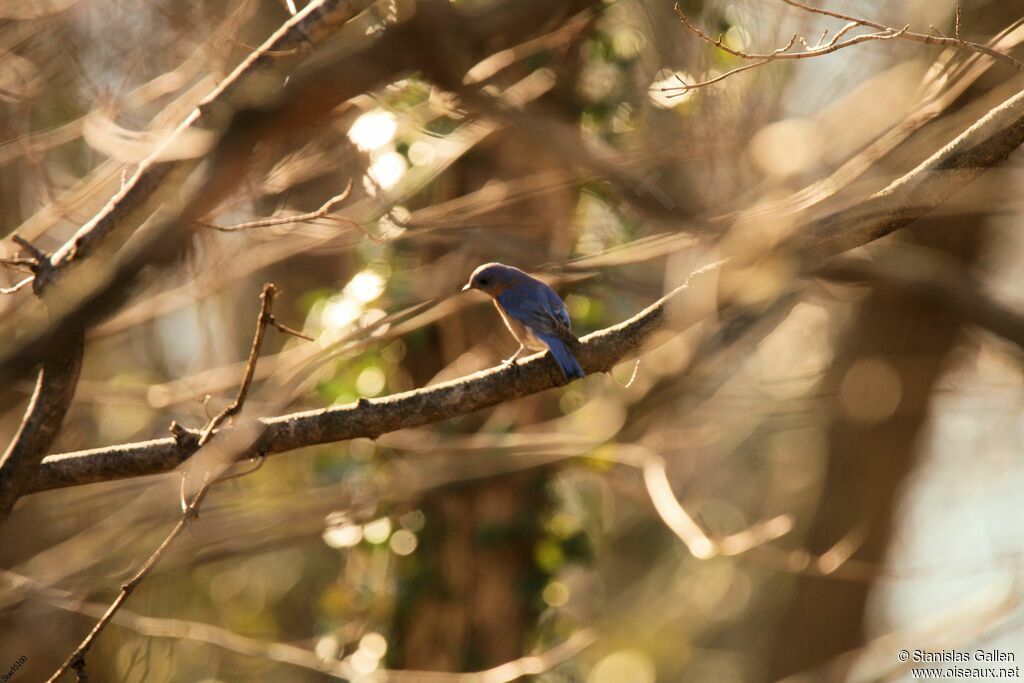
347, 270, 386, 303
323, 521, 363, 549
363, 517, 393, 544
368, 151, 408, 191
348, 109, 397, 151
588, 649, 656, 683
389, 529, 418, 556
542, 581, 570, 607
840, 357, 902, 423
750, 118, 825, 178
356, 366, 386, 396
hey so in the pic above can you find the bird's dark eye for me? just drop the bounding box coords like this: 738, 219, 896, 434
478, 277, 489, 286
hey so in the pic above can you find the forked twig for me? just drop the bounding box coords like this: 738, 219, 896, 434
46, 282, 309, 683
666, 1, 1023, 94
668, 7, 909, 93
779, 0, 1023, 70
197, 283, 310, 444
10, 234, 48, 264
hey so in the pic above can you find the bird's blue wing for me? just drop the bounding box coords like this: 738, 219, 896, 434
544, 286, 572, 329
498, 285, 578, 346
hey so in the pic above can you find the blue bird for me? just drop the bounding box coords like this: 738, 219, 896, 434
462, 263, 584, 380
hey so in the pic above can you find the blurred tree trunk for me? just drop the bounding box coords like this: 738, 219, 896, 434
764, 1, 1020, 672
391, 471, 549, 670
765, 215, 990, 680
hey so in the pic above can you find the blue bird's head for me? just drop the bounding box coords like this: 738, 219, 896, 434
461, 262, 527, 297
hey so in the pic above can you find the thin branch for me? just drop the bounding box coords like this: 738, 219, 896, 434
594, 445, 793, 559
382, 629, 597, 682
669, 1, 1024, 93
0, 0, 583, 384
713, 15, 1024, 229
17, 566, 595, 682
199, 283, 278, 445
0, 277, 33, 295
678, 10, 907, 62
46, 475, 222, 682
26, 0, 370, 293
196, 182, 354, 232
264, 314, 315, 342
10, 234, 49, 264
0, 257, 38, 269
46, 283, 298, 683
779, 0, 1024, 72
793, 83, 1024, 260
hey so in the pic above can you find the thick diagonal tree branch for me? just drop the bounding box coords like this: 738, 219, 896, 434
795, 82, 1024, 260
26, 270, 703, 493
23, 77, 1024, 495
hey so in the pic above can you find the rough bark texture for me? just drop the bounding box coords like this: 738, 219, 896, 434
0, 334, 84, 519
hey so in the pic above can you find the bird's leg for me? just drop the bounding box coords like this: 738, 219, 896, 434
502, 344, 525, 369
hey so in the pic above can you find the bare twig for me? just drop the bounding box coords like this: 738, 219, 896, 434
0, 0, 585, 385
593, 445, 794, 559
26, 0, 370, 294
779, 0, 1024, 71
199, 284, 292, 445
0, 257, 38, 269
668, 1, 1024, 93
45, 472, 222, 682
715, 16, 1024, 229
678, 11, 907, 62
10, 234, 49, 265
19, 564, 595, 683
196, 182, 354, 232
0, 277, 33, 295
794, 84, 1024, 260
264, 314, 314, 342
46, 283, 301, 683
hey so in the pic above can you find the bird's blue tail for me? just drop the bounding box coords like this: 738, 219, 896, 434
539, 335, 584, 380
